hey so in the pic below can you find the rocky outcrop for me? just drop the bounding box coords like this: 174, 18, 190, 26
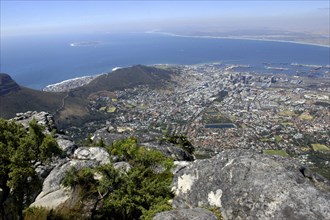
153, 208, 218, 220
12, 111, 56, 132
0, 73, 20, 96
10, 112, 112, 209
31, 147, 110, 209
171, 149, 330, 220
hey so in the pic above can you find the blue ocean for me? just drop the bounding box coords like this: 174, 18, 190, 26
1, 33, 329, 89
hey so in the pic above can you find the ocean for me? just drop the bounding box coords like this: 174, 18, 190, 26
1, 32, 329, 89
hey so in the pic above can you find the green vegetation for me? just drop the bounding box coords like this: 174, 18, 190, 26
0, 118, 61, 220
107, 107, 117, 113
207, 207, 223, 220
311, 144, 330, 152
299, 112, 313, 120
278, 110, 296, 117
0, 87, 66, 119
274, 135, 282, 143
60, 137, 174, 220
24, 207, 50, 220
263, 149, 289, 157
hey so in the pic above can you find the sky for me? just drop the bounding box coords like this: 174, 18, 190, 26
1, 1, 329, 36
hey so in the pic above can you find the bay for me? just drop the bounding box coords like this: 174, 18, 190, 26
1, 32, 329, 89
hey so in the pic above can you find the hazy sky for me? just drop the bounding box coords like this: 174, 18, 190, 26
1, 1, 329, 36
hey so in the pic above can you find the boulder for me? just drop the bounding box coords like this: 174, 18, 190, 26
55, 134, 78, 157
171, 149, 330, 220
31, 147, 110, 210
153, 208, 218, 220
73, 147, 110, 165
113, 162, 131, 173
31, 159, 100, 209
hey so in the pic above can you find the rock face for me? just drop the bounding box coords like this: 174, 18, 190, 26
171, 149, 330, 220
0, 73, 20, 96
153, 208, 218, 220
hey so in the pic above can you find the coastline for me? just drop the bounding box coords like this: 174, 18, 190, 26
147, 31, 330, 48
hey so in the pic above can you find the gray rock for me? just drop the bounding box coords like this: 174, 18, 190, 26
12, 111, 56, 132
171, 149, 330, 220
31, 146, 111, 210
31, 159, 100, 209
55, 134, 78, 157
153, 208, 218, 220
173, 161, 191, 175
91, 128, 129, 146
113, 162, 131, 172
73, 147, 110, 164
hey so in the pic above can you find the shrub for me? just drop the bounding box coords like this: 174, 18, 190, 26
62, 137, 174, 220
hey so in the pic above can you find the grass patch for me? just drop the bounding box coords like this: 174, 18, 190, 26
107, 106, 117, 113
263, 149, 289, 157
311, 144, 330, 152
99, 106, 107, 111
279, 110, 296, 117
260, 138, 269, 142
281, 122, 294, 126
274, 135, 282, 143
299, 112, 313, 120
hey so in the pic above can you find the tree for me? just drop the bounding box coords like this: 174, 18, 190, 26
0, 118, 62, 220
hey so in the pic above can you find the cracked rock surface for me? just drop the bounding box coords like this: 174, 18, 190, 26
171, 149, 330, 220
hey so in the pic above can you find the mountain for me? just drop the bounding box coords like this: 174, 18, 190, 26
0, 73, 66, 119
0, 87, 66, 119
0, 73, 20, 96
71, 65, 172, 98
0, 65, 173, 127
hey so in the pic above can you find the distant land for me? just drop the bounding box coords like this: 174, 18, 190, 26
69, 41, 100, 47
148, 29, 330, 47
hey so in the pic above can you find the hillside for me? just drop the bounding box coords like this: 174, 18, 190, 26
0, 86, 66, 119
71, 65, 173, 98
